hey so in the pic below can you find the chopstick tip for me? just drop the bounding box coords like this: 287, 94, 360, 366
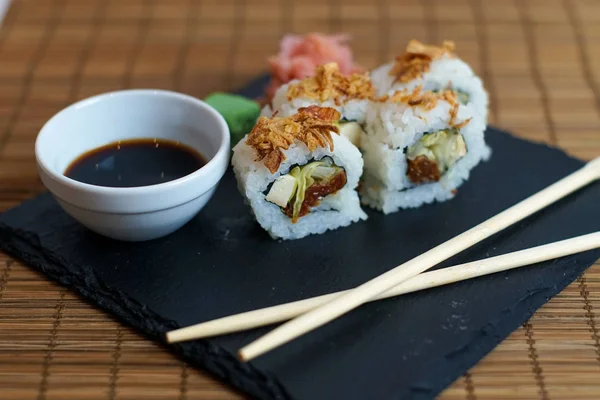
237, 349, 249, 362
165, 330, 182, 344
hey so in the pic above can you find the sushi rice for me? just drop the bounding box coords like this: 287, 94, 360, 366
370, 40, 489, 125
269, 82, 370, 123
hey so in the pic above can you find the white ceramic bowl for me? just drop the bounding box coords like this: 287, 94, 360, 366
35, 89, 230, 242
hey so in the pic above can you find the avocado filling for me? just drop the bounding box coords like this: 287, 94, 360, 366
265, 157, 347, 222
406, 128, 467, 184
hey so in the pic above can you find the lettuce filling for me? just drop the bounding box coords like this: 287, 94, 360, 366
265, 157, 345, 221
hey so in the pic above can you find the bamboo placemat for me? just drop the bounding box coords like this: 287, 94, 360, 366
0, 0, 599, 399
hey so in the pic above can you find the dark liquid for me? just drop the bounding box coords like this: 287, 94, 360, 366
64, 138, 206, 188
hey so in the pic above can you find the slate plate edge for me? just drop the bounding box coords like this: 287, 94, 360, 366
0, 225, 292, 400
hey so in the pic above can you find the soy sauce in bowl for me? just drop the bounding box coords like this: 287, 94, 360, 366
65, 138, 206, 188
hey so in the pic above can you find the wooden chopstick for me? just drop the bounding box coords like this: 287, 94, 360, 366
166, 231, 600, 343
238, 157, 600, 361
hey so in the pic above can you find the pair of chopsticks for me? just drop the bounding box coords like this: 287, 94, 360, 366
167, 231, 600, 343
166, 157, 600, 361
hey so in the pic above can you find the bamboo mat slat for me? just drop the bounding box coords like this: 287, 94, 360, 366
0, 0, 599, 399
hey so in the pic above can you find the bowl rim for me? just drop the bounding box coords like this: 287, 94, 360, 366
35, 88, 231, 198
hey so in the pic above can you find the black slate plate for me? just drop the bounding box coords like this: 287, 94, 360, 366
1, 76, 599, 400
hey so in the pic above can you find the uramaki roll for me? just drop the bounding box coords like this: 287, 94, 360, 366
370, 40, 489, 126
359, 87, 490, 213
232, 105, 367, 240
262, 62, 375, 148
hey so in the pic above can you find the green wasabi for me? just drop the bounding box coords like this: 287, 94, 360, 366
204, 92, 261, 148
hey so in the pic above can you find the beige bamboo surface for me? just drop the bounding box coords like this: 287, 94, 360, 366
0, 0, 599, 399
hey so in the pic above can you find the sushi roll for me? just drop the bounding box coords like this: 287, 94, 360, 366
232, 105, 367, 240
264, 62, 376, 147
370, 40, 488, 125
360, 87, 491, 213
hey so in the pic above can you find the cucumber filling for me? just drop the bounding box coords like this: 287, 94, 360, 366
405, 128, 467, 184
265, 157, 347, 222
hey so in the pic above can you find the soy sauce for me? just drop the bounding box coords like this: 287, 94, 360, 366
64, 138, 206, 188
